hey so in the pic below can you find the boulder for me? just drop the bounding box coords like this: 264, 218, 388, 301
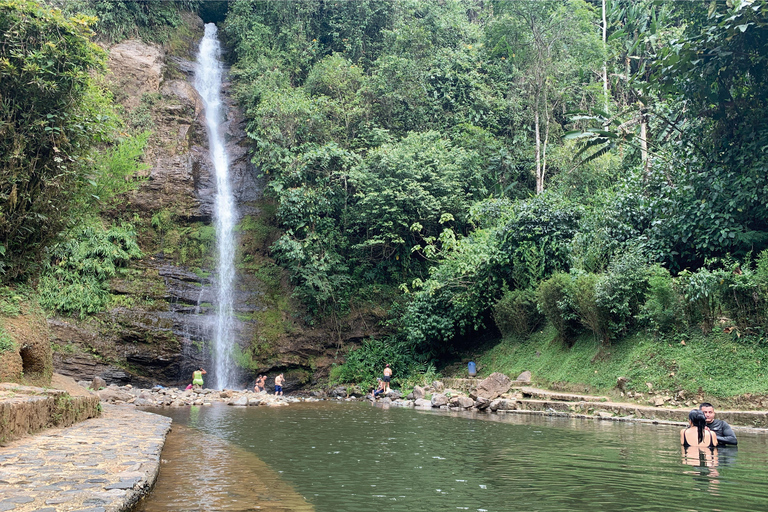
616, 376, 629, 392
431, 394, 449, 407
97, 387, 133, 402
91, 376, 108, 390
476, 372, 512, 400
387, 390, 402, 400
457, 396, 475, 409
495, 399, 517, 411
406, 392, 415, 400
412, 385, 425, 399
330, 386, 347, 398
489, 399, 502, 412
348, 386, 365, 398
228, 396, 248, 406
475, 397, 491, 410
248, 398, 262, 406
515, 370, 532, 383
414, 398, 432, 408
432, 381, 445, 392
219, 390, 233, 399
379, 397, 392, 404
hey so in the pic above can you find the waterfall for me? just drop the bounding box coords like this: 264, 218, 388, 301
194, 23, 238, 389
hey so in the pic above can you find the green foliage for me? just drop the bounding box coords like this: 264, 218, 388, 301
0, 0, 114, 281
0, 286, 26, 317
478, 328, 768, 400
64, 0, 200, 42
0, 324, 14, 353
329, 337, 432, 391
39, 223, 142, 318
536, 272, 581, 346
638, 264, 684, 336
594, 251, 650, 341
493, 287, 543, 338
87, 131, 150, 207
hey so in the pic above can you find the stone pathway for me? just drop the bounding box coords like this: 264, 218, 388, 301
0, 405, 171, 512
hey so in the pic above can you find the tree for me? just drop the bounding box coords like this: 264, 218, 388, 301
0, 0, 112, 280
491, 0, 603, 193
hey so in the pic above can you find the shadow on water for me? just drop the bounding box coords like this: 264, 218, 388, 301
140, 402, 768, 512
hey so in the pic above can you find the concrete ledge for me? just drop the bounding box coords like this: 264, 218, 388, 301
0, 383, 100, 445
0, 404, 172, 511
513, 398, 768, 428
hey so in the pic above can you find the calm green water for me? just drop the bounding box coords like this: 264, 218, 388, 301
140, 402, 768, 512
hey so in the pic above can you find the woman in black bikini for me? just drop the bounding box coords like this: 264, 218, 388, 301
681, 409, 717, 449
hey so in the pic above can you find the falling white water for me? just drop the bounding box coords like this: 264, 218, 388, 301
194, 24, 237, 389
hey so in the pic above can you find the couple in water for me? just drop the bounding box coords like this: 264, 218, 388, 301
681, 403, 737, 479
681, 403, 738, 449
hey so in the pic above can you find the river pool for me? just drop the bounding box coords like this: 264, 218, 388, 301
137, 402, 768, 511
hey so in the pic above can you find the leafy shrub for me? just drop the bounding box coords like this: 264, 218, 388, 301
493, 287, 543, 337
638, 264, 684, 335
39, 223, 142, 318
0, 324, 14, 353
713, 254, 768, 332
329, 337, 430, 391
536, 272, 581, 346
594, 251, 650, 340
674, 268, 719, 333
569, 271, 609, 344
0, 0, 114, 281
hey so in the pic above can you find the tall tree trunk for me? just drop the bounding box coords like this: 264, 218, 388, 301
639, 104, 649, 179
602, 0, 609, 111
535, 91, 543, 194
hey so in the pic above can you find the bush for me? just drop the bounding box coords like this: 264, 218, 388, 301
674, 268, 719, 333
638, 264, 684, 335
594, 251, 650, 340
329, 337, 430, 391
569, 271, 609, 344
713, 254, 768, 332
536, 272, 581, 346
39, 223, 142, 318
493, 287, 543, 337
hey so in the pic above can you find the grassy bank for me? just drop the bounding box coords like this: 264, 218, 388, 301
468, 326, 768, 404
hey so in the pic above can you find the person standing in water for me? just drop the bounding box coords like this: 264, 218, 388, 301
700, 403, 738, 446
382, 364, 392, 393
192, 367, 207, 389
681, 409, 718, 450
274, 373, 284, 396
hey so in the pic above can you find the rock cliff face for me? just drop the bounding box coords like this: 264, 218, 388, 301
49, 14, 382, 390
49, 16, 379, 391
51, 15, 259, 387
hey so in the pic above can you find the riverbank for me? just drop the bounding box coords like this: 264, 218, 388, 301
0, 404, 170, 512
466, 327, 768, 409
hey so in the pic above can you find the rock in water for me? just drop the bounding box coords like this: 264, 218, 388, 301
431, 394, 449, 407
412, 385, 425, 399
457, 396, 475, 409
476, 372, 512, 400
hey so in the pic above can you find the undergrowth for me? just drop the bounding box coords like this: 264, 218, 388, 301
474, 326, 768, 400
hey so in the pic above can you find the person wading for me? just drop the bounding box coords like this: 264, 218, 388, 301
699, 403, 738, 446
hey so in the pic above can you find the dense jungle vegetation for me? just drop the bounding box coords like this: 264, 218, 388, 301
2, 0, 767, 395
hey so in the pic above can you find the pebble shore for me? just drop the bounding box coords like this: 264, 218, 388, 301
0, 405, 170, 512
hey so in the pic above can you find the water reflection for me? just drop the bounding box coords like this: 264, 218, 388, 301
142, 403, 768, 512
